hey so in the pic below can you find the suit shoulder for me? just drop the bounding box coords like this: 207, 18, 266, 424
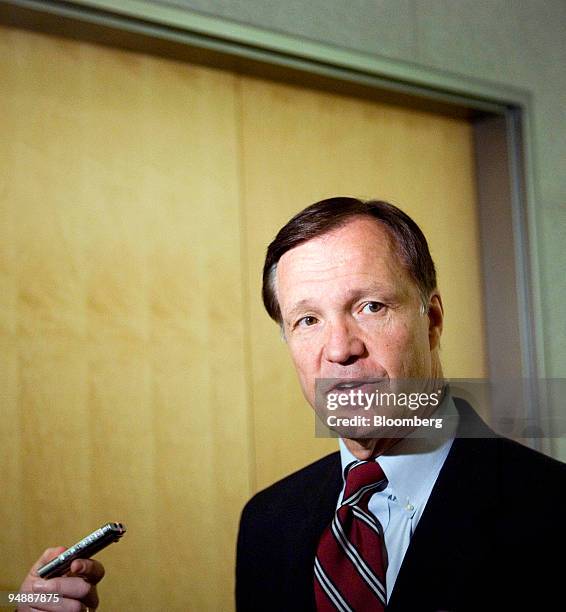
236, 453, 340, 609
492, 435, 566, 500
495, 435, 566, 475
454, 396, 566, 484
241, 451, 340, 520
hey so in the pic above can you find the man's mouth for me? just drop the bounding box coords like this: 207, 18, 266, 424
329, 379, 382, 393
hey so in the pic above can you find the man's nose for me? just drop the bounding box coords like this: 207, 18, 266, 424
323, 319, 366, 365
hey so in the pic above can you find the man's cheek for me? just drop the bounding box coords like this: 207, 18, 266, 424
298, 375, 316, 408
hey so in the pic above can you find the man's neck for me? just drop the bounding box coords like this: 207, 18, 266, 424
342, 436, 403, 460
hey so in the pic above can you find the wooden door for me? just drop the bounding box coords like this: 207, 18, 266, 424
1, 25, 485, 610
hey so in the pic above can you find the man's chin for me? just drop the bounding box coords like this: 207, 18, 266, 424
326, 419, 398, 440
322, 409, 427, 441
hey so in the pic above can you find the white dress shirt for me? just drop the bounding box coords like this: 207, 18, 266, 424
337, 394, 459, 602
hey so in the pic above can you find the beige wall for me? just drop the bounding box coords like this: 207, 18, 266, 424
1, 26, 484, 610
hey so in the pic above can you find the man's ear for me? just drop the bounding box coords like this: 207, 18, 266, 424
427, 293, 444, 350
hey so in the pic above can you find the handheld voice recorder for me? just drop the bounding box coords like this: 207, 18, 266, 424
37, 522, 126, 579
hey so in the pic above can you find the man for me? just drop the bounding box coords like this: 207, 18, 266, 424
236, 197, 566, 611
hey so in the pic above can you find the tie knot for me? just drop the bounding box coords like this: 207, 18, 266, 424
342, 460, 386, 506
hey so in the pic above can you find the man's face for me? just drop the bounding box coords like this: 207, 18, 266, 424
276, 216, 443, 415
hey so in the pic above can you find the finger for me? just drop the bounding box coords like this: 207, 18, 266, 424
32, 576, 90, 602
79, 582, 99, 610
28, 598, 88, 611
68, 558, 105, 584
32, 576, 99, 610
63, 582, 98, 611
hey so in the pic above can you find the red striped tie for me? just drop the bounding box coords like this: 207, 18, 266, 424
314, 460, 387, 611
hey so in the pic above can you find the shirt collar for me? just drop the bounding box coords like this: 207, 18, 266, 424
339, 392, 459, 510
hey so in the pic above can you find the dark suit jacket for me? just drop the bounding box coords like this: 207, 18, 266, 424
236, 399, 566, 611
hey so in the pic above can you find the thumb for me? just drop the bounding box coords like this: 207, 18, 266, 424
18, 546, 67, 596
30, 546, 67, 577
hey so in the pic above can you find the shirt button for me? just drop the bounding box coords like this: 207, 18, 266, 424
406, 503, 414, 511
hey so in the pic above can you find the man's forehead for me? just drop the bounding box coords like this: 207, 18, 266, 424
274, 217, 414, 311
277, 217, 400, 277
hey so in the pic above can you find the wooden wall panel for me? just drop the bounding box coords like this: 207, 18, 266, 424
239, 77, 487, 490
0, 26, 250, 611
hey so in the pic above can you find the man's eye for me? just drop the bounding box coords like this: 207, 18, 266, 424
361, 301, 384, 314
298, 315, 318, 327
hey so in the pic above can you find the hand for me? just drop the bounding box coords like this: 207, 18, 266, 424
17, 547, 105, 611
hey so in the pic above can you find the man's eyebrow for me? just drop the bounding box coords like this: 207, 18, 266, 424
284, 284, 393, 321
285, 299, 316, 322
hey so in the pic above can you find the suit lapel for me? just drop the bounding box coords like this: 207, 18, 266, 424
301, 452, 343, 560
